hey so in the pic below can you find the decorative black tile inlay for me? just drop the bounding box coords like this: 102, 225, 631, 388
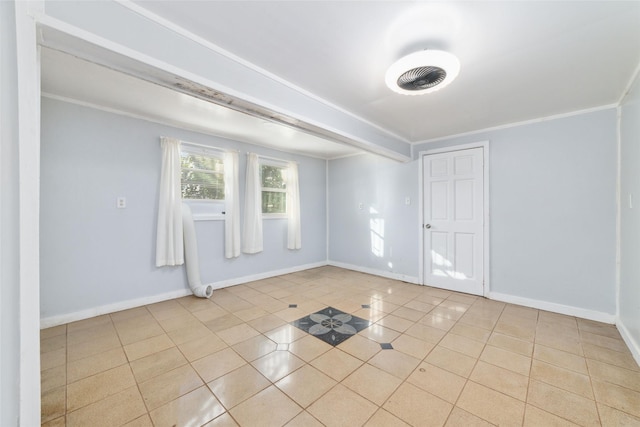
291, 307, 371, 346
380, 343, 394, 350
288, 304, 298, 308
361, 304, 371, 309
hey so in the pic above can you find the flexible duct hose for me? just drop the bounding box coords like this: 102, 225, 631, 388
181, 203, 213, 298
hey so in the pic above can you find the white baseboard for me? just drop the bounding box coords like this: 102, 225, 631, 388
40, 288, 193, 329
40, 261, 328, 329
327, 260, 421, 285
327, 263, 617, 325
489, 291, 616, 324
41, 260, 620, 333
205, 261, 328, 290
616, 318, 640, 368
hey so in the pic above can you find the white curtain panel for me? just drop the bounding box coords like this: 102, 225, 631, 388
242, 153, 263, 253
156, 137, 184, 266
287, 161, 302, 250
224, 151, 241, 258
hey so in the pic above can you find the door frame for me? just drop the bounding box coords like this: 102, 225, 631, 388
418, 141, 490, 297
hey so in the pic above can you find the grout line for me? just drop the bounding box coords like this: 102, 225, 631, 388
42, 266, 640, 425
64, 324, 69, 423
521, 310, 540, 424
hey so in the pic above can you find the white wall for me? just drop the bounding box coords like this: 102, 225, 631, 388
40, 98, 327, 321
329, 108, 618, 318
1, 2, 20, 424
619, 72, 640, 361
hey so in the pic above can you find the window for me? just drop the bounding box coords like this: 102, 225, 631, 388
180, 146, 226, 220
180, 148, 224, 200
261, 163, 287, 215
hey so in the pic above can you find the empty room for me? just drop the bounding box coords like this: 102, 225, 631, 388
2, 1, 640, 426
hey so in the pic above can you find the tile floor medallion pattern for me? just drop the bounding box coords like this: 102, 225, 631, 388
40, 266, 640, 426
291, 307, 371, 346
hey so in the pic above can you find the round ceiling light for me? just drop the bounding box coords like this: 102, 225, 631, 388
385, 50, 460, 95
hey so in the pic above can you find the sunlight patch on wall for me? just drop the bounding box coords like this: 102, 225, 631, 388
369, 207, 385, 258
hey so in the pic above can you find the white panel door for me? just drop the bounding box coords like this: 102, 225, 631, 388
423, 148, 484, 295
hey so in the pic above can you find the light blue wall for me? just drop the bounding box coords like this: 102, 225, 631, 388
40, 98, 327, 319
416, 110, 618, 315
1, 2, 20, 425
329, 154, 419, 280
619, 73, 640, 355
330, 108, 618, 315
42, 0, 410, 160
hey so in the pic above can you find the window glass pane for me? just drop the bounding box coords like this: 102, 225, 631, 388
181, 179, 224, 200
181, 152, 224, 172
180, 152, 225, 200
261, 165, 286, 189
262, 191, 286, 214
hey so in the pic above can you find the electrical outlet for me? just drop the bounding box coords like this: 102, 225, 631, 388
117, 197, 126, 209
405, 197, 411, 205
358, 202, 364, 210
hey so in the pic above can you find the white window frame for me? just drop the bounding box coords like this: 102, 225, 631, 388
260, 159, 288, 219
180, 145, 225, 221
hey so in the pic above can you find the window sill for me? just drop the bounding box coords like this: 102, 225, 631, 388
263, 214, 287, 220
193, 214, 225, 221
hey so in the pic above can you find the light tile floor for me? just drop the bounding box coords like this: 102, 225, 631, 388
41, 266, 640, 426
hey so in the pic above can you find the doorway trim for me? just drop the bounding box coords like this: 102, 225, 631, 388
418, 141, 490, 297
14, 1, 43, 424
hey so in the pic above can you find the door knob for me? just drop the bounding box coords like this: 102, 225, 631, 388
424, 224, 432, 229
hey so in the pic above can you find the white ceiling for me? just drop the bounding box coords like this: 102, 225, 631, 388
133, 0, 640, 142
40, 48, 361, 159
41, 1, 640, 159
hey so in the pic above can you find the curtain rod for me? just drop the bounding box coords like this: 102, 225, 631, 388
255, 153, 298, 165
161, 137, 296, 163
161, 136, 238, 153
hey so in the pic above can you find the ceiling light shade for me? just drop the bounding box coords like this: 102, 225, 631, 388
385, 50, 460, 95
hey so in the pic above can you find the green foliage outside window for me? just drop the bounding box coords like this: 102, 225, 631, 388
261, 165, 286, 189
262, 191, 286, 214
261, 165, 286, 214
180, 152, 225, 200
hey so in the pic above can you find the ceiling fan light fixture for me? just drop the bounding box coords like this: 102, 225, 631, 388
385, 50, 460, 95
